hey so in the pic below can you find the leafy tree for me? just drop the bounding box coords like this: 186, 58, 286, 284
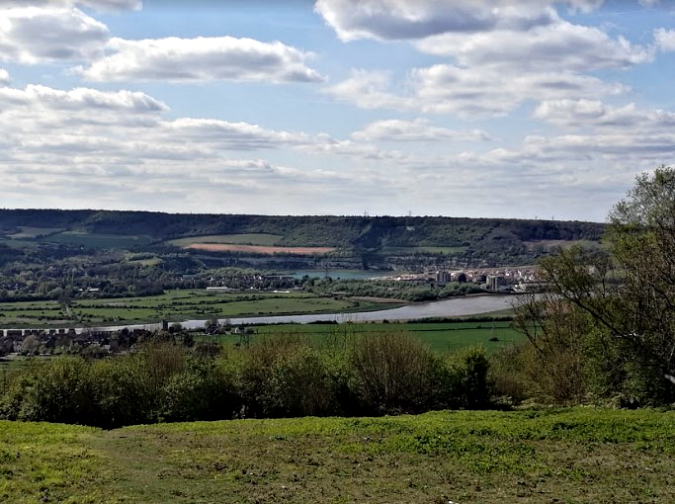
517, 166, 675, 404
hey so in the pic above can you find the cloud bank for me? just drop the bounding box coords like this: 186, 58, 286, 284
77, 36, 324, 83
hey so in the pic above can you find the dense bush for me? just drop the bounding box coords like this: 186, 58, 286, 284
349, 332, 449, 414
0, 332, 493, 428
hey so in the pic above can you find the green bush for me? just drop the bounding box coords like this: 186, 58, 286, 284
349, 332, 449, 415
0, 332, 498, 428
237, 335, 335, 418
448, 347, 491, 409
488, 343, 535, 405
160, 359, 239, 423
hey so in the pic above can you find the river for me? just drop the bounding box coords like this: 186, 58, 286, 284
1, 294, 526, 335
84, 294, 523, 333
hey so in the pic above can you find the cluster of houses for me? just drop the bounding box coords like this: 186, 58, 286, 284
435, 267, 543, 292
0, 326, 152, 356
380, 267, 543, 293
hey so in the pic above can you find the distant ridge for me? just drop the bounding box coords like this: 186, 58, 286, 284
0, 208, 604, 245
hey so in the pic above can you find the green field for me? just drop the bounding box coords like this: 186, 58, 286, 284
208, 320, 524, 353
43, 231, 153, 249
0, 290, 400, 328
168, 233, 283, 247
381, 246, 468, 254
7, 227, 62, 239
522, 239, 602, 251
1, 408, 673, 503
0, 238, 39, 249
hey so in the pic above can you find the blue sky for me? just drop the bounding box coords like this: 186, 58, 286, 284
1, 0, 674, 221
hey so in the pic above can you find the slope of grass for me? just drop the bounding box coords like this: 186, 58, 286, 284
381, 246, 469, 254
1, 408, 674, 503
7, 227, 62, 239
168, 233, 283, 247
43, 232, 152, 250
0, 421, 109, 504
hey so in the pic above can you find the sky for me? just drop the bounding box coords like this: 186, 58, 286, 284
1, 0, 674, 222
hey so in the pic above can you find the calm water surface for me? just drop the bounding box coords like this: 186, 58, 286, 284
91, 294, 523, 332
3, 294, 525, 334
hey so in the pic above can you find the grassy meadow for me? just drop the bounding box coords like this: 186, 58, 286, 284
167, 233, 283, 247
6, 227, 62, 239
380, 245, 469, 255
44, 232, 153, 250
207, 320, 524, 353
0, 289, 402, 328
1, 409, 674, 503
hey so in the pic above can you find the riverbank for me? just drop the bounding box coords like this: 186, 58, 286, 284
1, 292, 520, 334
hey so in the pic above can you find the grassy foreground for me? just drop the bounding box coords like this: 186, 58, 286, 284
1, 409, 674, 504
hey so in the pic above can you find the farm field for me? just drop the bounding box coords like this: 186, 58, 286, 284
6, 227, 62, 239
522, 239, 602, 251
0, 289, 399, 328
168, 233, 337, 254
1, 408, 673, 503
186, 243, 335, 255
43, 231, 153, 249
168, 233, 283, 247
0, 238, 39, 249
207, 320, 524, 353
381, 245, 469, 254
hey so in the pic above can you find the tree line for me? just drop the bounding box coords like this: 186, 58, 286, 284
0, 331, 490, 429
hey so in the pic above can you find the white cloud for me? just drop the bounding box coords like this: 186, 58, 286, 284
0, 83, 417, 213
533, 99, 675, 129
0, 82, 387, 214
298, 137, 412, 162
324, 69, 416, 110
77, 36, 324, 83
0, 68, 9, 85
315, 0, 558, 41
0, 84, 167, 114
351, 118, 491, 142
327, 65, 624, 118
654, 28, 675, 52
416, 20, 652, 71
0, 84, 319, 169
0, 82, 670, 219
518, 132, 675, 162
162, 118, 313, 150
77, 0, 141, 11
0, 0, 141, 10
0, 6, 109, 64
314, 0, 611, 42
319, 0, 650, 120
414, 64, 624, 116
